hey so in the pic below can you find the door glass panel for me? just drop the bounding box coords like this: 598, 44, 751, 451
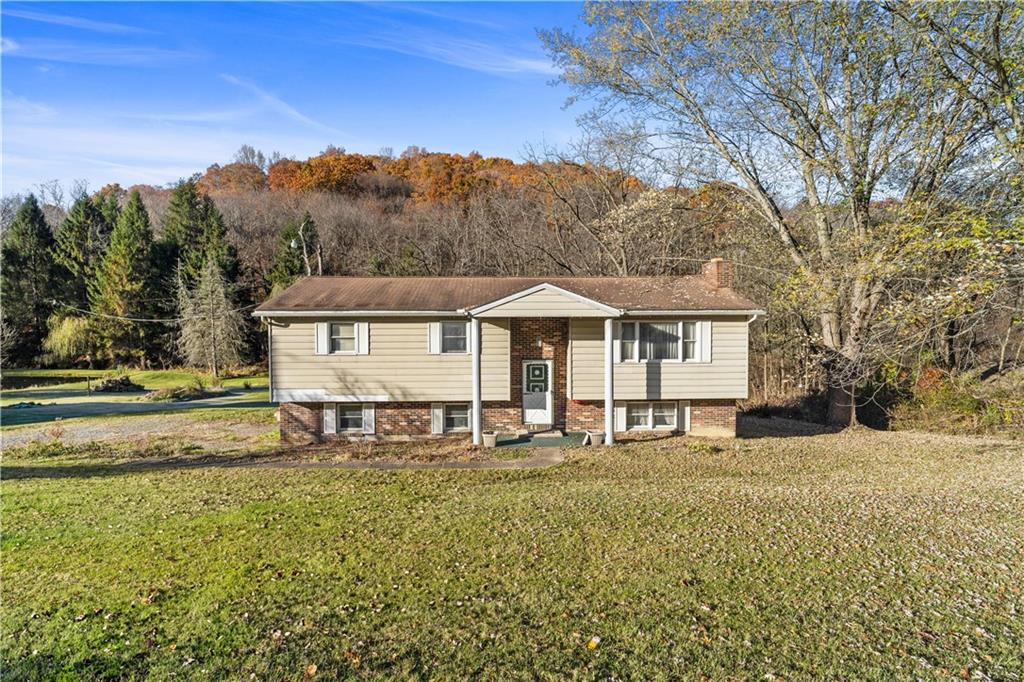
525, 364, 548, 392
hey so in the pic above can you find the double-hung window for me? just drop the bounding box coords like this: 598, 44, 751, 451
680, 321, 698, 361
441, 321, 467, 354
444, 403, 470, 431
329, 322, 356, 354
338, 404, 364, 432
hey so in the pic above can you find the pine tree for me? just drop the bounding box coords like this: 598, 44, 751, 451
177, 255, 245, 378
161, 179, 237, 286
162, 179, 204, 281
89, 190, 156, 365
94, 192, 121, 235
0, 195, 59, 364
53, 194, 109, 308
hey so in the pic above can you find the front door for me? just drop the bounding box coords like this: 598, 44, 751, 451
522, 360, 553, 425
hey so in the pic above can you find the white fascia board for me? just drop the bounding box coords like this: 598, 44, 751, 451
272, 389, 389, 403
253, 310, 463, 318
622, 309, 767, 316
466, 282, 622, 316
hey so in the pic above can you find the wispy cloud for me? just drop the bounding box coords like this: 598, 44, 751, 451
338, 30, 557, 76
2, 38, 198, 66
220, 74, 341, 134
1, 92, 58, 120
124, 107, 261, 125
2, 7, 154, 35
378, 3, 505, 30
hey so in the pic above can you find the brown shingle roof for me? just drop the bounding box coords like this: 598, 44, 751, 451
256, 276, 761, 315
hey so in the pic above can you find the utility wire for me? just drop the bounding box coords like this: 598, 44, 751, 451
49, 300, 261, 324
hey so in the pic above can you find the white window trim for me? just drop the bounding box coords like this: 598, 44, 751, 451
443, 403, 472, 433
336, 403, 365, 432
625, 401, 679, 431
440, 320, 470, 355
329, 321, 358, 355
317, 321, 368, 356
617, 320, 706, 364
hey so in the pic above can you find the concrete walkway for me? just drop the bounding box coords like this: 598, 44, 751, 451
1, 389, 272, 427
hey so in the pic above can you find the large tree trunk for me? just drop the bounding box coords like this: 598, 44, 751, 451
826, 382, 857, 427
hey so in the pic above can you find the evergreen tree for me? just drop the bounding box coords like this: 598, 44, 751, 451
177, 255, 245, 378
53, 193, 109, 308
161, 179, 205, 282
161, 179, 237, 286
268, 222, 304, 293
88, 190, 156, 365
0, 195, 59, 364
94, 192, 121, 234
268, 214, 321, 292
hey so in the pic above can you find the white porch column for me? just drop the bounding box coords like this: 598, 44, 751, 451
471, 316, 482, 446
604, 317, 615, 445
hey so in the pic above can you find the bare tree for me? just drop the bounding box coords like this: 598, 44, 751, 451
543, 1, 1020, 424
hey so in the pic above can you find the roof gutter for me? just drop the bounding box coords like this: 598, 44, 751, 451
255, 308, 768, 318
625, 309, 767, 317
252, 309, 463, 318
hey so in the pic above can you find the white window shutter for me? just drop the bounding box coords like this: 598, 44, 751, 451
679, 400, 691, 432
323, 403, 337, 434
427, 322, 440, 354
700, 321, 712, 363
315, 322, 329, 355
614, 402, 626, 432
465, 321, 472, 354
357, 322, 370, 355
361, 403, 375, 434
613, 322, 622, 363
431, 403, 444, 434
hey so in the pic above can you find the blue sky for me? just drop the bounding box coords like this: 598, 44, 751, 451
1, 2, 585, 195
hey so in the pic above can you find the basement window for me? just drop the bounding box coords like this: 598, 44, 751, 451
626, 401, 678, 430
337, 404, 364, 432
444, 403, 470, 432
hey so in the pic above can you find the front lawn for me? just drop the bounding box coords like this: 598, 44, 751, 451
3, 428, 1022, 678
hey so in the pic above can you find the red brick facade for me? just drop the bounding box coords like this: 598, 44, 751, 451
280, 402, 322, 444
689, 399, 737, 437
278, 317, 738, 441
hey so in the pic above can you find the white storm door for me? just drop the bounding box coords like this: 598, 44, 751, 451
522, 360, 553, 424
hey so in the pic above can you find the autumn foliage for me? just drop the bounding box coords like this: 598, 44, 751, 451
203, 146, 635, 205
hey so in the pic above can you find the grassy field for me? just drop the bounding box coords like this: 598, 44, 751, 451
3, 428, 1022, 679
1, 368, 268, 407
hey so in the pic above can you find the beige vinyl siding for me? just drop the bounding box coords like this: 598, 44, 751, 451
569, 317, 750, 400
271, 317, 510, 401
475, 289, 609, 317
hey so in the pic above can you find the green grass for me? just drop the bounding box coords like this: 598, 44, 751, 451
3, 430, 1022, 679
2, 368, 267, 399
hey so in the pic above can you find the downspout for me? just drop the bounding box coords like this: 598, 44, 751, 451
267, 320, 274, 403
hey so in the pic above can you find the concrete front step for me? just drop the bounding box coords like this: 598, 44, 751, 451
531, 429, 566, 439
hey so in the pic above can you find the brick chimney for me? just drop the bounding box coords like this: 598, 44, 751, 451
701, 257, 734, 289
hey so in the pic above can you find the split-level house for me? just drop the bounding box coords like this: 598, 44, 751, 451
254, 258, 763, 444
